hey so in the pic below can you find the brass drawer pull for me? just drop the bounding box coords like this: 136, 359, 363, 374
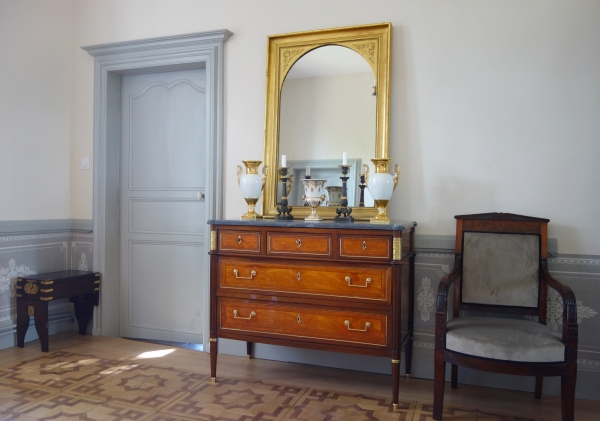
344, 320, 371, 331
233, 310, 256, 320
233, 269, 257, 280
237, 236, 242, 244
362, 241, 367, 250
345, 276, 372, 288
297, 272, 301, 281
296, 239, 302, 247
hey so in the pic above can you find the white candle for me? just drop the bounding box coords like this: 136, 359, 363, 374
306, 165, 310, 176
342, 152, 347, 165
281, 155, 286, 167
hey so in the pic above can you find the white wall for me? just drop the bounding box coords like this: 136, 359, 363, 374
2, 0, 599, 255
0, 0, 75, 220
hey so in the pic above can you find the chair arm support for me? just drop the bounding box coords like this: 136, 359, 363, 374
541, 261, 578, 362
434, 255, 461, 350
436, 255, 462, 316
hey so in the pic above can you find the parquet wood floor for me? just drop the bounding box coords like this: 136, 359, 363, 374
0, 332, 597, 420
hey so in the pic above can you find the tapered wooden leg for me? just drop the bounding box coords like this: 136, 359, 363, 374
210, 338, 217, 382
561, 372, 576, 421
391, 358, 400, 409
246, 341, 253, 359
16, 300, 30, 348
405, 337, 413, 378
32, 302, 49, 352
535, 375, 543, 399
451, 364, 458, 389
433, 353, 446, 420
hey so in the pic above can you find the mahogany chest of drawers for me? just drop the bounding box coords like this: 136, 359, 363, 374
208, 219, 416, 407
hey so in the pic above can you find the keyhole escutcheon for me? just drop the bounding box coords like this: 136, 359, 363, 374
297, 315, 301, 323
362, 241, 367, 250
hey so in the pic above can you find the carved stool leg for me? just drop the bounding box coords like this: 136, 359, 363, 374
16, 300, 31, 348
32, 301, 49, 352
71, 294, 95, 335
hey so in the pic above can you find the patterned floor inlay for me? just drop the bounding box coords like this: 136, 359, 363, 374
0, 392, 156, 421
66, 364, 208, 411
0, 349, 557, 421
412, 402, 539, 421
281, 388, 415, 421
161, 377, 306, 420
0, 351, 125, 392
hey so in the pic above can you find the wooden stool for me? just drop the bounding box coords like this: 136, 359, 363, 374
16, 270, 100, 352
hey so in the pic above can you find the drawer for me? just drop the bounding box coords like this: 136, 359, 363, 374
220, 299, 387, 346
339, 235, 391, 260
219, 259, 390, 302
219, 230, 262, 253
267, 232, 331, 257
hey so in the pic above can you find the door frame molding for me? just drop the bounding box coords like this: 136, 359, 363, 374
83, 30, 232, 349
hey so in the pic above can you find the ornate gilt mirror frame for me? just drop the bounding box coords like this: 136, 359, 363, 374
262, 23, 392, 220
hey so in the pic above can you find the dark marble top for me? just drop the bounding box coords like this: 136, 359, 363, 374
208, 219, 416, 231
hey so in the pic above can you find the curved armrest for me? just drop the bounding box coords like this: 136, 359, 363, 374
541, 261, 578, 361
436, 255, 462, 319
434, 255, 461, 350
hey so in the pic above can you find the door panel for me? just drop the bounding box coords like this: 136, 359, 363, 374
120, 69, 206, 343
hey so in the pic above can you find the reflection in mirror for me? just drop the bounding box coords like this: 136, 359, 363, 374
279, 45, 375, 207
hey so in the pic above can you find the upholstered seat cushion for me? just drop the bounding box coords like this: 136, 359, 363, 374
445, 316, 564, 362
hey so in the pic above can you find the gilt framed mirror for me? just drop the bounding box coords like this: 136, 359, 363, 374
262, 23, 391, 219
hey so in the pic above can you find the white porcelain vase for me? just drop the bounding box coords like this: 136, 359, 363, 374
237, 160, 268, 220
366, 158, 400, 224
302, 178, 327, 221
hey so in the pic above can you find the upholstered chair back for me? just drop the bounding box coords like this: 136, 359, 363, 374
462, 232, 540, 308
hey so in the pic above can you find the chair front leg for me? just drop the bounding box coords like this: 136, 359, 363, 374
451, 365, 458, 389
535, 375, 543, 399
561, 372, 576, 421
433, 348, 446, 420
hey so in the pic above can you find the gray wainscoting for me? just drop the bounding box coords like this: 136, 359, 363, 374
0, 220, 94, 350
1, 222, 597, 401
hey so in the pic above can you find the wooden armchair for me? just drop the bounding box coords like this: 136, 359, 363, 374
433, 213, 578, 421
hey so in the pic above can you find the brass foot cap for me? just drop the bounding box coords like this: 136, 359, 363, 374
211, 377, 216, 384
405, 374, 411, 379
392, 403, 399, 411
247, 355, 251, 359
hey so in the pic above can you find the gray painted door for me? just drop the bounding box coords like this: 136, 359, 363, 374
120, 69, 206, 343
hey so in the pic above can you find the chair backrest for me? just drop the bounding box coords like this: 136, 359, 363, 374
453, 213, 549, 319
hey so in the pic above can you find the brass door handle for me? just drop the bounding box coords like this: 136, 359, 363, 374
345, 276, 372, 288
233, 269, 256, 279
344, 320, 371, 331
296, 239, 302, 247
233, 310, 256, 320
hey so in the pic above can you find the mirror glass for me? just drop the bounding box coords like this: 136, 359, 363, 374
279, 46, 375, 207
